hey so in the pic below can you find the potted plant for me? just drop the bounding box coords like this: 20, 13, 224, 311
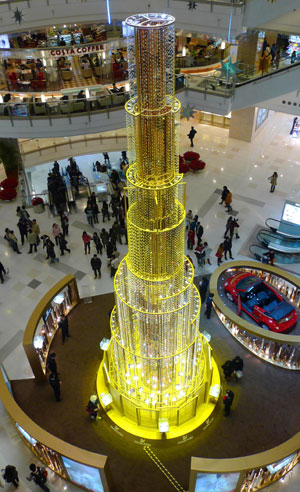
32, 196, 45, 213
0, 139, 21, 181
0, 177, 18, 189
183, 151, 200, 162
189, 159, 206, 172
0, 188, 17, 201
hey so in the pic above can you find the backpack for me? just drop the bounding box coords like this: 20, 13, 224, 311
35, 467, 47, 484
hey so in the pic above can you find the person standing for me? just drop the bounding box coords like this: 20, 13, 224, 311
52, 223, 61, 245
230, 218, 240, 240
196, 222, 204, 246
92, 232, 103, 255
223, 389, 234, 416
203, 241, 212, 265
112, 221, 122, 245
27, 229, 38, 254
225, 190, 233, 212
266, 249, 275, 265
91, 202, 99, 224
32, 219, 40, 245
269, 172, 278, 192
91, 254, 102, 279
47, 352, 58, 377
101, 201, 110, 222
0, 261, 6, 284
204, 293, 214, 319
17, 217, 28, 245
187, 229, 195, 250
3, 465, 19, 488
58, 233, 71, 255
187, 126, 197, 147
110, 254, 120, 277
215, 242, 224, 266
199, 276, 209, 303
58, 314, 70, 344
45, 238, 58, 263
27, 464, 50, 492
100, 228, 109, 251
84, 203, 94, 227
60, 212, 69, 237
224, 216, 233, 238
223, 236, 234, 260
82, 231, 91, 254
7, 230, 22, 254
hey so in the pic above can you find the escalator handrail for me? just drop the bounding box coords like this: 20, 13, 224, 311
265, 218, 300, 238
257, 228, 300, 244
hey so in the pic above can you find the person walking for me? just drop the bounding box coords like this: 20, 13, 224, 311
223, 236, 234, 260
58, 233, 71, 255
223, 389, 234, 416
112, 221, 122, 245
58, 314, 70, 344
17, 217, 28, 245
3, 465, 19, 488
91, 254, 102, 279
199, 276, 209, 303
101, 201, 110, 222
290, 117, 298, 135
215, 242, 224, 266
195, 243, 205, 267
186, 209, 193, 229
47, 352, 58, 377
92, 232, 103, 255
84, 203, 94, 227
7, 230, 22, 254
232, 355, 244, 381
204, 293, 214, 319
82, 231, 91, 254
225, 190, 233, 212
187, 126, 197, 147
106, 239, 115, 260
52, 223, 61, 246
269, 172, 278, 192
32, 219, 40, 245
27, 229, 38, 254
45, 238, 58, 263
60, 212, 69, 237
27, 464, 50, 492
219, 186, 229, 205
0, 261, 6, 284
110, 254, 120, 277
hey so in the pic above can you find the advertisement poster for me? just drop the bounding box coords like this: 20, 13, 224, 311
62, 456, 104, 492
195, 472, 240, 492
282, 202, 300, 226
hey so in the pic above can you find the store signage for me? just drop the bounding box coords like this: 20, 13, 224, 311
50, 44, 103, 57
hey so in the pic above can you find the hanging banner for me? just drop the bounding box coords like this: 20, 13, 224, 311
50, 44, 104, 57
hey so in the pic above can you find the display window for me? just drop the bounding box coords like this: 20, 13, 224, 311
195, 472, 240, 492
62, 457, 104, 492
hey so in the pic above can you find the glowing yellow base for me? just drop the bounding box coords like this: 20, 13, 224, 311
96, 358, 220, 440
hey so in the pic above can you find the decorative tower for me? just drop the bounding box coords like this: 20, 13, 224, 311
98, 13, 218, 438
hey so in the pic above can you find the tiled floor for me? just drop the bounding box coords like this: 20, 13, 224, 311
1, 110, 300, 492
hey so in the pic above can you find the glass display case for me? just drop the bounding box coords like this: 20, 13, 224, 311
33, 284, 75, 373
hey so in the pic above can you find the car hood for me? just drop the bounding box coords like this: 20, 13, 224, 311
265, 301, 294, 321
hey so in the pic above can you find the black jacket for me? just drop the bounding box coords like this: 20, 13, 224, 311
91, 257, 102, 270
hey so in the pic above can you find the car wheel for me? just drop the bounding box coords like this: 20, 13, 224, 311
261, 323, 269, 330
225, 292, 234, 302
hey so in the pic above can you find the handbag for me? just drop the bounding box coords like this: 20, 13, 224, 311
5, 268, 9, 275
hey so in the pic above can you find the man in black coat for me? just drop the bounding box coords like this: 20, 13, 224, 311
91, 254, 102, 279
47, 352, 58, 377
17, 218, 28, 245
49, 373, 61, 401
58, 314, 70, 344
187, 126, 197, 147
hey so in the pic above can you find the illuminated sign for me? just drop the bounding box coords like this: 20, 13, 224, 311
50, 44, 103, 57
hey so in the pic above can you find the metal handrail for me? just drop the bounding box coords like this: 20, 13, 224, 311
265, 218, 300, 238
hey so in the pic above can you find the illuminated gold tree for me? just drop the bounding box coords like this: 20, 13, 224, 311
98, 13, 215, 435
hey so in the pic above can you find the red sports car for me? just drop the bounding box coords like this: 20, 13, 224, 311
224, 272, 298, 333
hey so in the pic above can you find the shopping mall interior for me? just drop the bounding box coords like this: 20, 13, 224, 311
1, 2, 300, 492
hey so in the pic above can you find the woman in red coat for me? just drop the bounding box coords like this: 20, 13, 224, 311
82, 231, 91, 254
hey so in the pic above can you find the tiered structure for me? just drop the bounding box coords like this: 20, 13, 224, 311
98, 13, 216, 436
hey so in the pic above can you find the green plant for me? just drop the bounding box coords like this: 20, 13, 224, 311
0, 139, 21, 174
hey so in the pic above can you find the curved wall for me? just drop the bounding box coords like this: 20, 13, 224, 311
0, 0, 243, 37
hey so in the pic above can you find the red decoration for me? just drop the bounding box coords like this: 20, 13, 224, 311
179, 161, 190, 174
183, 151, 200, 162
189, 159, 206, 171
0, 178, 18, 189
32, 196, 44, 206
0, 188, 17, 200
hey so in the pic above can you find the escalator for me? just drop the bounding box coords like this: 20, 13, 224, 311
249, 229, 300, 264
265, 218, 300, 239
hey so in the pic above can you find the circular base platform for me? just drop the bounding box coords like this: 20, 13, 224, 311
96, 358, 220, 440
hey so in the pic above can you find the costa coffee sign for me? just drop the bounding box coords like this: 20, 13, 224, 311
50, 44, 103, 57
